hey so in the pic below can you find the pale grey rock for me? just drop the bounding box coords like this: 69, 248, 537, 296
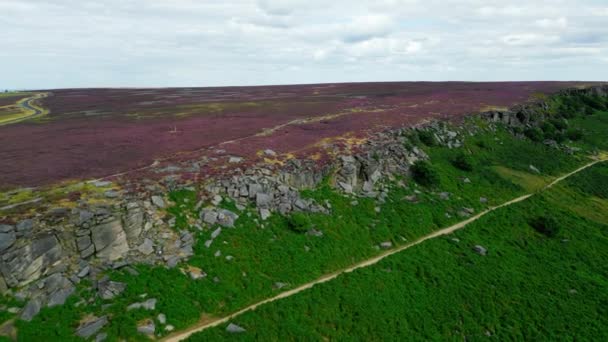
380, 241, 393, 249
48, 285, 75, 307
123, 203, 144, 242
98, 281, 126, 300
201, 210, 218, 225
217, 209, 238, 228
137, 238, 154, 256
473, 245, 487, 256
76, 316, 108, 339
0, 231, 16, 252
263, 149, 277, 156
151, 196, 165, 208
104, 190, 120, 198
157, 313, 166, 325
256, 193, 272, 208
226, 323, 246, 333
259, 208, 271, 221
211, 228, 222, 239
137, 321, 155, 335
127, 298, 157, 311
91, 220, 129, 261
211, 195, 223, 206
20, 298, 41, 321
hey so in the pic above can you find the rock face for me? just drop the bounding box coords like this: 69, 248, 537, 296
0, 234, 63, 287
91, 220, 130, 261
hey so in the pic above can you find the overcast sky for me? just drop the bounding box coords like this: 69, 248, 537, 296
1, 0, 607, 89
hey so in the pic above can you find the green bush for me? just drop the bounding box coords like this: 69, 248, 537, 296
451, 152, 475, 171
566, 128, 583, 141
549, 118, 568, 131
287, 212, 312, 233
529, 216, 560, 237
541, 122, 556, 137
524, 127, 544, 142
411, 160, 440, 187
417, 130, 437, 147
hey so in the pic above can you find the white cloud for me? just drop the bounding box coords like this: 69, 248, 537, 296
501, 33, 561, 46
0, 0, 606, 89
535, 17, 568, 29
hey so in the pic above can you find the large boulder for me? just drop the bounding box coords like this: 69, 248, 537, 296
0, 234, 63, 287
91, 220, 129, 261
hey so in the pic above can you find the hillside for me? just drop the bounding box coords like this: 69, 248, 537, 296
0, 82, 606, 341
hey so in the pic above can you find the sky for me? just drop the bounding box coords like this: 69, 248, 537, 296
1, 0, 608, 89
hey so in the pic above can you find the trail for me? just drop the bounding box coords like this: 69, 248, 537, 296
0, 92, 48, 126
164, 157, 606, 342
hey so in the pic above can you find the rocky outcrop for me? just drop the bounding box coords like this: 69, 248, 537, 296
483, 84, 608, 128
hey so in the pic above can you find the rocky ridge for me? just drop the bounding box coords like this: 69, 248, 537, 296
1, 84, 606, 326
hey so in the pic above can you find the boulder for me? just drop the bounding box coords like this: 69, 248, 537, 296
137, 238, 154, 256
211, 228, 222, 239
151, 196, 165, 208
137, 320, 155, 335
256, 193, 272, 208
260, 209, 271, 221
98, 281, 126, 300
217, 209, 238, 228
20, 298, 41, 321
226, 323, 246, 333
473, 245, 487, 256
76, 316, 108, 339
0, 231, 16, 252
380, 241, 393, 249
0, 234, 63, 287
127, 298, 157, 311
91, 220, 129, 261
201, 210, 218, 225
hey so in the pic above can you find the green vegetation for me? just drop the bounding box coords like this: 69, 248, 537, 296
6, 91, 608, 341
186, 163, 608, 341
410, 160, 440, 187
451, 151, 475, 171
416, 130, 437, 147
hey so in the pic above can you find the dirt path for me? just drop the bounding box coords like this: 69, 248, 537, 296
163, 157, 606, 342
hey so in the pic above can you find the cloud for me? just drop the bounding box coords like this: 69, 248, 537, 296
0, 0, 606, 89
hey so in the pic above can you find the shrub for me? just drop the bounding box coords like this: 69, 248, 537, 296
529, 216, 561, 237
541, 122, 556, 137
566, 128, 583, 141
411, 160, 440, 187
549, 118, 568, 131
418, 130, 437, 147
287, 212, 312, 233
524, 127, 544, 142
452, 152, 475, 171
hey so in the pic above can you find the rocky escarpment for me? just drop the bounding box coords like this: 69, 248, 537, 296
1, 84, 605, 325
483, 84, 608, 128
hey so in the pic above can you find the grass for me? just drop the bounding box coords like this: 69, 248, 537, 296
186, 162, 608, 341
6, 91, 607, 341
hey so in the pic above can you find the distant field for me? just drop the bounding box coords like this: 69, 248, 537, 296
0, 82, 590, 188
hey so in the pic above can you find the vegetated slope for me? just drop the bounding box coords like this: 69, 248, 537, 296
9, 90, 607, 341
185, 164, 608, 341
0, 82, 589, 188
